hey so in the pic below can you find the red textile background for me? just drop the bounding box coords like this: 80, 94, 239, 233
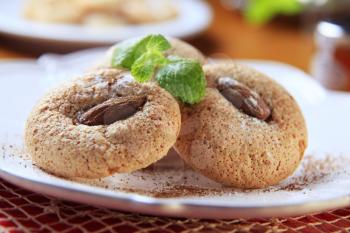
0, 178, 349, 233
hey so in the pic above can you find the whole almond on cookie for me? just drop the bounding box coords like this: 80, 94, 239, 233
77, 95, 146, 126
217, 77, 271, 121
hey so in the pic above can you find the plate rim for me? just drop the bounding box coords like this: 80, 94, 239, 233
0, 0, 212, 44
1, 166, 350, 219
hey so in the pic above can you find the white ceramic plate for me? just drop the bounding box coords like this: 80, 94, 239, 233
0, 0, 212, 45
0, 50, 350, 219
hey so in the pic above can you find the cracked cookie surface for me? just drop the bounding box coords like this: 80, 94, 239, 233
25, 68, 181, 178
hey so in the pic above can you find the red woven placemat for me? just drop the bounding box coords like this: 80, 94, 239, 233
0, 178, 350, 233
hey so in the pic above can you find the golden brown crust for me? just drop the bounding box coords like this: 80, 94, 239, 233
25, 68, 181, 178
175, 63, 308, 188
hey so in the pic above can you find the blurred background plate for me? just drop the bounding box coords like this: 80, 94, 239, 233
0, 0, 212, 46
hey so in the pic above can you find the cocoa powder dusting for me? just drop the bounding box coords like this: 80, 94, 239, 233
273, 155, 343, 192
2, 143, 350, 198
118, 185, 225, 198
72, 154, 350, 198
1, 142, 31, 161
112, 154, 350, 197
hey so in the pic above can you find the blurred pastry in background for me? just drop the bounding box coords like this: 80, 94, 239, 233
23, 0, 178, 26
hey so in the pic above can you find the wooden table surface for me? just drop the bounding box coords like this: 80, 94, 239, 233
0, 0, 315, 71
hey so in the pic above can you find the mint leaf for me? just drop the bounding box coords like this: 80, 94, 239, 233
245, 0, 302, 24
111, 34, 170, 69
112, 34, 207, 104
146, 34, 171, 52
111, 39, 142, 69
156, 59, 206, 104
131, 51, 166, 82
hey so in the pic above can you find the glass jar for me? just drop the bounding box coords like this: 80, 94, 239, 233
312, 18, 350, 91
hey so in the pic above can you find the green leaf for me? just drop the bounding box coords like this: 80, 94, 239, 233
111, 34, 171, 69
245, 0, 303, 24
111, 34, 206, 105
131, 51, 166, 82
146, 34, 171, 52
111, 39, 142, 69
156, 59, 206, 104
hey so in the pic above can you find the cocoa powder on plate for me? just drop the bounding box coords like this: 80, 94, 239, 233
2, 143, 349, 198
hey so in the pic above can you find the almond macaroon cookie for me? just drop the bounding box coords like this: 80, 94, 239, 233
174, 63, 308, 188
25, 68, 181, 178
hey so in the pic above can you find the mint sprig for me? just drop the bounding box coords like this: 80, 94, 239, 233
156, 57, 206, 104
111, 34, 206, 104
112, 34, 170, 70
131, 51, 166, 83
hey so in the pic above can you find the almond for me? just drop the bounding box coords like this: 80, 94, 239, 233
217, 77, 271, 121
77, 95, 146, 126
